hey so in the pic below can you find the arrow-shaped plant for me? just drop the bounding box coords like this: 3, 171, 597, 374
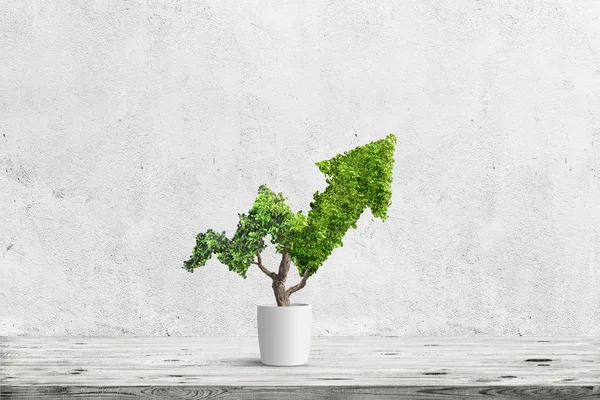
184, 134, 396, 306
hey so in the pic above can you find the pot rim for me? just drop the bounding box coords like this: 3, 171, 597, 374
257, 303, 311, 308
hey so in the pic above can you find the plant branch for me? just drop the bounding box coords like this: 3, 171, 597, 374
286, 270, 310, 296
255, 251, 277, 280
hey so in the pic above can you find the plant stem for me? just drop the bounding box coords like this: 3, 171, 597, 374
254, 250, 310, 306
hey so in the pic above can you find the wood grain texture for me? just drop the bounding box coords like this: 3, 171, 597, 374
3, 385, 600, 399
1, 337, 599, 399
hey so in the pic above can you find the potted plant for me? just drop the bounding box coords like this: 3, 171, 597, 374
184, 134, 396, 366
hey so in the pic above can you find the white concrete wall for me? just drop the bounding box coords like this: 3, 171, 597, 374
2, 0, 600, 336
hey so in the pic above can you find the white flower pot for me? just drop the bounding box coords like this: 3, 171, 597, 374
257, 303, 312, 366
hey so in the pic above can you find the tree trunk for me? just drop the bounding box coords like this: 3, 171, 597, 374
272, 251, 291, 306
272, 279, 290, 306
267, 250, 308, 307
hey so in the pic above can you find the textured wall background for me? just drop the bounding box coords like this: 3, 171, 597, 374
1, 0, 600, 336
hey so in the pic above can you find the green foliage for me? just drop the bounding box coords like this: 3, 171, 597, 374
184, 134, 396, 278
184, 185, 299, 277
289, 134, 396, 275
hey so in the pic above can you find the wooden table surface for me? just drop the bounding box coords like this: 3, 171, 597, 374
1, 336, 599, 399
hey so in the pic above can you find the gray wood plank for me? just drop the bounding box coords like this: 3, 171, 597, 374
1, 337, 599, 399
2, 385, 600, 399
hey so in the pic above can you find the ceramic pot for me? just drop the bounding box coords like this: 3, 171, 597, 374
257, 303, 312, 366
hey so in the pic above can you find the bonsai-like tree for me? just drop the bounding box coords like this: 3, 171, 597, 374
184, 134, 396, 306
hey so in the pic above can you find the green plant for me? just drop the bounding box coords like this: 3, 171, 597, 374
184, 134, 396, 306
